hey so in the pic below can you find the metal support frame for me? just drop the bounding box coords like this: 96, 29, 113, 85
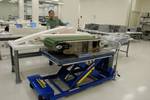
10, 46, 15, 72
9, 46, 42, 83
119, 41, 130, 57
14, 50, 21, 83
0, 51, 2, 60
28, 50, 116, 100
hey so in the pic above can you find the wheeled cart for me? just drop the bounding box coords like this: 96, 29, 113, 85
28, 50, 117, 100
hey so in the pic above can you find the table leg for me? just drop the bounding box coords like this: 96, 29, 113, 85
10, 46, 15, 72
0, 50, 2, 60
126, 41, 130, 57
14, 50, 22, 83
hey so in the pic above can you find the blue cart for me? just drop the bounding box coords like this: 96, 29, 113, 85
28, 50, 117, 100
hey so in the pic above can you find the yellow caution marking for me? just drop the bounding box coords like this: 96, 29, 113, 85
77, 67, 95, 85
37, 79, 46, 88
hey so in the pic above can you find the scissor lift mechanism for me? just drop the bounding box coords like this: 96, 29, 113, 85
28, 50, 117, 100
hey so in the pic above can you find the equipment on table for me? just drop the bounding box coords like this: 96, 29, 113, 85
43, 34, 101, 55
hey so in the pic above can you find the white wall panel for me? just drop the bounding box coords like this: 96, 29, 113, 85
80, 0, 131, 26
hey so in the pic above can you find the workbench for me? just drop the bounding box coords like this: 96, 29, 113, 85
1, 34, 43, 83
0, 33, 22, 60
0, 33, 41, 83
28, 50, 117, 100
10, 46, 42, 83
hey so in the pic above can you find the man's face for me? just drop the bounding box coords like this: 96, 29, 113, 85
49, 11, 55, 18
